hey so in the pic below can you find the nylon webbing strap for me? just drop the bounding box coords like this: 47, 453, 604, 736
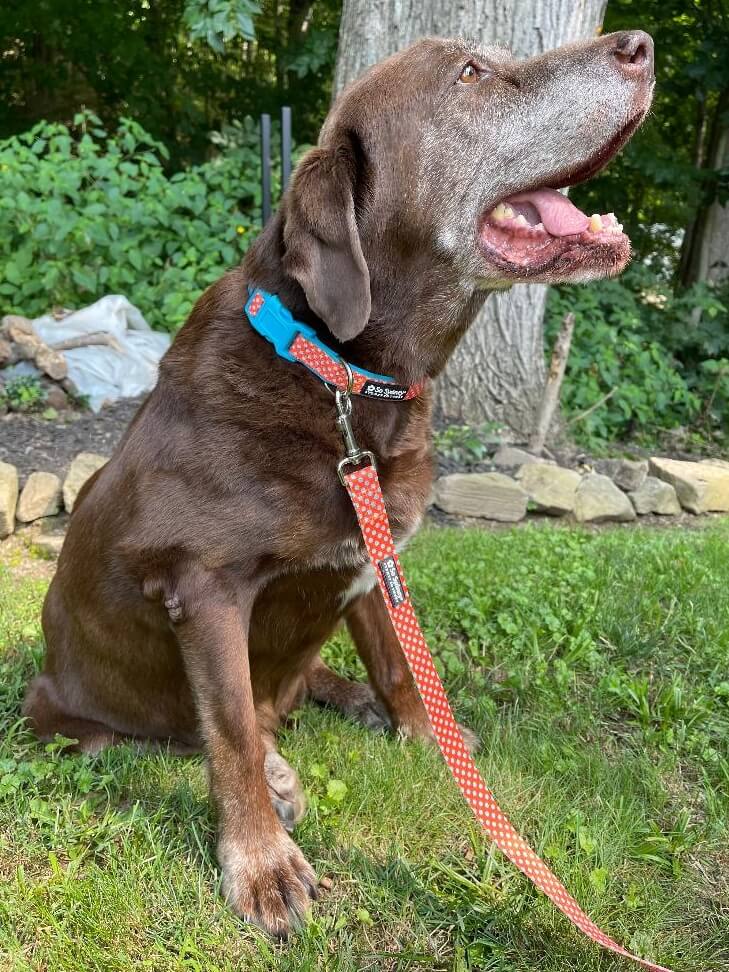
288, 334, 423, 400
343, 462, 672, 972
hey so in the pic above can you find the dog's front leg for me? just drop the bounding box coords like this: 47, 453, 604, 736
346, 587, 479, 752
174, 575, 317, 937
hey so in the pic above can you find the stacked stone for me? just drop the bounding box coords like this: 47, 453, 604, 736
433, 452, 729, 524
0, 453, 107, 540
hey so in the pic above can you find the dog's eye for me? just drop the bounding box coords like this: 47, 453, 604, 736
458, 62, 481, 84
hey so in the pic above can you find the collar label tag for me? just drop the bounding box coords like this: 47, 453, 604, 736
360, 380, 409, 401
378, 556, 406, 607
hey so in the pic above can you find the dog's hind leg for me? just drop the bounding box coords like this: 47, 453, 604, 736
304, 656, 390, 731
345, 588, 480, 752
23, 674, 202, 757
23, 674, 119, 755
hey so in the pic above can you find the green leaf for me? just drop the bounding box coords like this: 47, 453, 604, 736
589, 867, 608, 894
325, 779, 348, 803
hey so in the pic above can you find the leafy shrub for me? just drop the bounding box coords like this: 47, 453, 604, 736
1, 375, 46, 412
433, 421, 504, 467
545, 266, 729, 448
0, 112, 267, 332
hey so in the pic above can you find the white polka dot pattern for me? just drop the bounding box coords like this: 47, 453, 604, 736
344, 462, 672, 972
248, 291, 265, 316
289, 335, 424, 400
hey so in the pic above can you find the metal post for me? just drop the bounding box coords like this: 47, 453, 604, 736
260, 113, 272, 225
281, 105, 292, 191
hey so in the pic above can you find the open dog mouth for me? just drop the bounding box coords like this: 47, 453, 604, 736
478, 114, 643, 277
479, 188, 625, 273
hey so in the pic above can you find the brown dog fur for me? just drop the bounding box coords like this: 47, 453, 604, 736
24, 33, 653, 936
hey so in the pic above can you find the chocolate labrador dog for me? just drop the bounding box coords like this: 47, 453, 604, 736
24, 32, 654, 935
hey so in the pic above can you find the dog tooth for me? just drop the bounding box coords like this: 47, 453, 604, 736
606, 212, 617, 225
616, 222, 624, 233
589, 213, 603, 233
534, 222, 545, 232
492, 202, 508, 221
503, 205, 515, 219
513, 214, 528, 227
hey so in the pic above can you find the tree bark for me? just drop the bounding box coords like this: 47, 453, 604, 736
679, 88, 729, 289
334, 0, 607, 437
698, 125, 729, 287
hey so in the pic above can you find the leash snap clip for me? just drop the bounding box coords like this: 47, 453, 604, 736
334, 360, 375, 486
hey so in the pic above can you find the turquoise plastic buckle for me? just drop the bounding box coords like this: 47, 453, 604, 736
244, 287, 393, 385
244, 288, 315, 362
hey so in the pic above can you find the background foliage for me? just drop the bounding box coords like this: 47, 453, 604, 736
574, 0, 729, 278
0, 0, 727, 448
545, 269, 729, 450
0, 113, 265, 331
0, 0, 339, 168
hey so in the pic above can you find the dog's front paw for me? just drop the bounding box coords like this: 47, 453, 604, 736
265, 751, 307, 833
219, 829, 318, 938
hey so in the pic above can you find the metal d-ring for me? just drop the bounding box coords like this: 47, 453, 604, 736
324, 355, 355, 400
339, 356, 355, 398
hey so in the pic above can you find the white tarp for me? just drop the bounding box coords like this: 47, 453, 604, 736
32, 295, 170, 412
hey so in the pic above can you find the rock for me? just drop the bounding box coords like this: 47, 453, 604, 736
649, 457, 729, 514
2, 360, 41, 383
63, 452, 108, 512
0, 461, 19, 538
6, 323, 42, 360
492, 446, 549, 469
0, 314, 33, 336
61, 377, 81, 401
595, 458, 648, 492
34, 532, 66, 558
434, 472, 527, 522
629, 476, 681, 516
34, 346, 67, 381
574, 473, 636, 523
16, 471, 62, 522
45, 384, 70, 410
519, 463, 582, 515
0, 337, 13, 366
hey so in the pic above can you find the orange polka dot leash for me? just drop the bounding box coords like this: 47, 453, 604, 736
343, 461, 673, 972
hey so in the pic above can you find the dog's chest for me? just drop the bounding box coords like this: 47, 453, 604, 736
320, 479, 424, 607
313, 471, 424, 566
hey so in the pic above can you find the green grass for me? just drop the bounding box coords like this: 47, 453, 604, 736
1, 523, 728, 971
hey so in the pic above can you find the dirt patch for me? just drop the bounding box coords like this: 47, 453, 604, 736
0, 397, 143, 481
0, 518, 66, 582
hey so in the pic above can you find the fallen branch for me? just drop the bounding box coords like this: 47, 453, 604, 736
50, 332, 124, 354
528, 312, 576, 455
566, 387, 617, 426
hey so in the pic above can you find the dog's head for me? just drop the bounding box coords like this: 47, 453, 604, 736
282, 32, 654, 342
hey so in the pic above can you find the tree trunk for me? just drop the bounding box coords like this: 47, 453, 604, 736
678, 88, 729, 289
698, 126, 729, 287
334, 0, 607, 437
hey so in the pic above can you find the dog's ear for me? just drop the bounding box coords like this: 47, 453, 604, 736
283, 143, 370, 342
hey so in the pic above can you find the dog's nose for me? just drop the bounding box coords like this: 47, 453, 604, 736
609, 30, 654, 81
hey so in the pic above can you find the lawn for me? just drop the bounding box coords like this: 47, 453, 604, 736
0, 523, 728, 971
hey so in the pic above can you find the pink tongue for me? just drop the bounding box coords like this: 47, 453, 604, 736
507, 188, 589, 236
